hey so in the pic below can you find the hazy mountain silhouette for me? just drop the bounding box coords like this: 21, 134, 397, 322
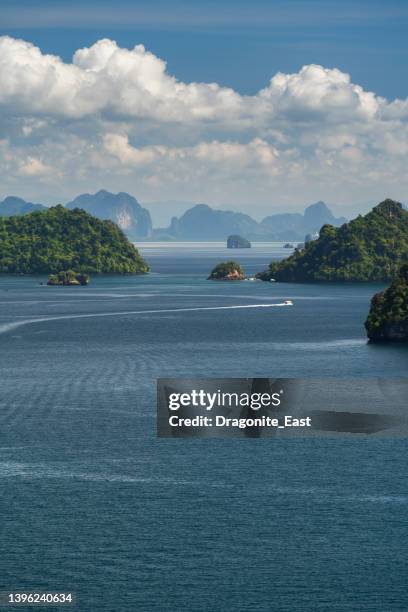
154, 201, 346, 241
0, 196, 46, 216
0, 191, 346, 242
66, 190, 152, 239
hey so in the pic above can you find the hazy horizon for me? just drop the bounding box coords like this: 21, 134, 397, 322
135, 198, 376, 225
0, 189, 383, 227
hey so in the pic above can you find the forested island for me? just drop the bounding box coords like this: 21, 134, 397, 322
227, 235, 251, 248
365, 265, 408, 342
256, 200, 408, 282
47, 271, 90, 286
208, 261, 245, 280
0, 205, 149, 274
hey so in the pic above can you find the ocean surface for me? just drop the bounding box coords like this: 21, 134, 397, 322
0, 243, 407, 611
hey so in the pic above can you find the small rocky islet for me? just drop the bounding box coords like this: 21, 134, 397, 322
208, 261, 246, 280
47, 271, 90, 286
227, 235, 251, 249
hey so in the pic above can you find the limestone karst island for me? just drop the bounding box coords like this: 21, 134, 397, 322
365, 265, 408, 342
256, 200, 408, 283
0, 205, 149, 275
227, 235, 251, 249
208, 261, 246, 280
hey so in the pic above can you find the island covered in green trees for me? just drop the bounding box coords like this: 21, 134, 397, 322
208, 261, 245, 280
47, 270, 90, 286
0, 205, 149, 274
365, 265, 408, 342
256, 200, 408, 282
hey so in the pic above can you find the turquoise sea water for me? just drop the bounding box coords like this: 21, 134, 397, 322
0, 244, 407, 611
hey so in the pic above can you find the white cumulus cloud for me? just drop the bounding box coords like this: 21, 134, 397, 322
0, 35, 407, 211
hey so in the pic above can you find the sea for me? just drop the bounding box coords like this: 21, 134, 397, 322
0, 242, 407, 611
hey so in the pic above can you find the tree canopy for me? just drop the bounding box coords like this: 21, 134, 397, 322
0, 205, 149, 274
208, 261, 245, 279
365, 265, 408, 341
257, 200, 408, 282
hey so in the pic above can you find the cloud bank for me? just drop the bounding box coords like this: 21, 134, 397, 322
0, 35, 407, 211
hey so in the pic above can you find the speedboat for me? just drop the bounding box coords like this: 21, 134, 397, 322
284, 299, 293, 305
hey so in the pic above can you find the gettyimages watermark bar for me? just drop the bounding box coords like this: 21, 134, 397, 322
157, 378, 408, 438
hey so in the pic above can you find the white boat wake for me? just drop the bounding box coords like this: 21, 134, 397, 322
0, 302, 292, 336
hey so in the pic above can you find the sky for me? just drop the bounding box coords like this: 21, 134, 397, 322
1, 0, 408, 222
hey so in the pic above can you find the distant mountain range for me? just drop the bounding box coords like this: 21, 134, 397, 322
0, 191, 346, 241
154, 200, 347, 241
160, 204, 260, 240
0, 196, 46, 216
260, 201, 347, 240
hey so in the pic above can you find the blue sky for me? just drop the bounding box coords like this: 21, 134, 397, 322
2, 0, 408, 99
1, 0, 408, 219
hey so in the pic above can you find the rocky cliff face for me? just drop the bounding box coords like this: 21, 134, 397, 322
303, 201, 346, 231
66, 190, 152, 239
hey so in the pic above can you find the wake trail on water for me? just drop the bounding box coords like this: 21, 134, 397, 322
0, 302, 290, 336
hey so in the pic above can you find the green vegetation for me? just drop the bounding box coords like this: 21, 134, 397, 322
256, 200, 408, 282
47, 270, 90, 286
208, 261, 245, 280
365, 265, 408, 342
0, 205, 149, 274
